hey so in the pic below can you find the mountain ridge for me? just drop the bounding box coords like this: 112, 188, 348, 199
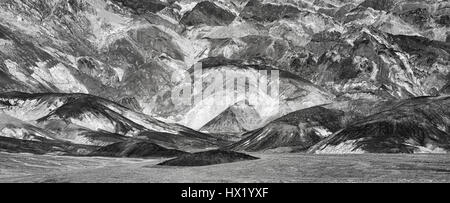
1, 0, 449, 155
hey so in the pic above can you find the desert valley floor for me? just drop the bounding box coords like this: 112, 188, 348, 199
2, 152, 450, 183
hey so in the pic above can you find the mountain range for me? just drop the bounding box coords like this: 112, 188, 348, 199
1, 0, 449, 156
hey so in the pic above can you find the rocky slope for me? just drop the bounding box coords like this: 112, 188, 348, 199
0, 0, 449, 155
200, 101, 262, 135
310, 96, 450, 154
176, 56, 335, 130
222, 99, 387, 152
0, 0, 346, 131
222, 106, 344, 152
0, 92, 228, 155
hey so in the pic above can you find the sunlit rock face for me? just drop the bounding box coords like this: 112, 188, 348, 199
308, 27, 449, 101
0, 0, 128, 96
0, 113, 57, 142
168, 57, 335, 130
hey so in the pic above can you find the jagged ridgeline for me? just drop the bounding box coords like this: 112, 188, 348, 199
0, 92, 230, 156
0, 0, 449, 156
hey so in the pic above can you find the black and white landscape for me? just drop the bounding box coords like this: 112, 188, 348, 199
0, 0, 450, 183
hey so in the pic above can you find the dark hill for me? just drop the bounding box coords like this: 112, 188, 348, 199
158, 150, 259, 166
310, 96, 450, 154
180, 1, 236, 26
89, 141, 188, 158
223, 106, 348, 152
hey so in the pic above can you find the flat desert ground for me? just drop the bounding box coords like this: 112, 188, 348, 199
1, 152, 450, 183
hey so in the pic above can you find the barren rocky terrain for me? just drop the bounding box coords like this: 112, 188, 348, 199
1, 0, 450, 183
